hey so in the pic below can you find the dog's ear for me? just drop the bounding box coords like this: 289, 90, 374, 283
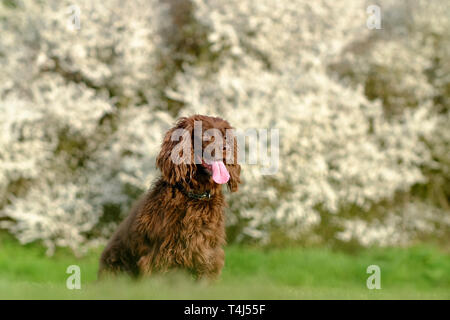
227, 163, 241, 192
225, 130, 241, 192
156, 118, 196, 185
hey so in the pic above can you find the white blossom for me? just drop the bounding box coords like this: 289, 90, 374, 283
0, 0, 448, 252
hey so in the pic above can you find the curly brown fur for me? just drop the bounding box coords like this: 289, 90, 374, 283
98, 115, 241, 280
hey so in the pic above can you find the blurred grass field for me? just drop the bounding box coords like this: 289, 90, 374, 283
0, 233, 449, 299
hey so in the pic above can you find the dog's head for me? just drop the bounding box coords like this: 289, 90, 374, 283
156, 115, 241, 192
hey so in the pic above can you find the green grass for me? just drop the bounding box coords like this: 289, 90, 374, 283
0, 234, 449, 299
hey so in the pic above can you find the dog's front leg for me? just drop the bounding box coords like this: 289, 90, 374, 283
137, 254, 154, 276
195, 247, 225, 282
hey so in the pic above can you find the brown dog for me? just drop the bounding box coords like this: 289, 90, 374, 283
98, 115, 241, 280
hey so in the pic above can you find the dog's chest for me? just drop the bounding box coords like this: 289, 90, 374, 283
176, 204, 225, 248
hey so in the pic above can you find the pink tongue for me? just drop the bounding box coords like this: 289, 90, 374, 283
211, 161, 230, 184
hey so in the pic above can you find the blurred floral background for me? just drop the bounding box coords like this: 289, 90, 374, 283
0, 0, 448, 255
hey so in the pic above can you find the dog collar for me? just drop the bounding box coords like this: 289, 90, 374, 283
186, 190, 211, 200
175, 184, 211, 201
